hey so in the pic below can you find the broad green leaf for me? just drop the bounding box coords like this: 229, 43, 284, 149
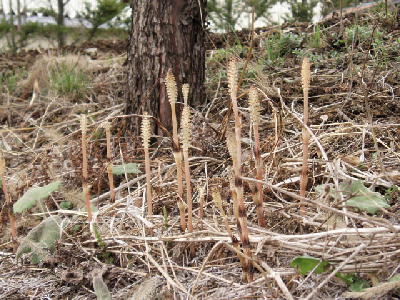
290, 256, 330, 275
343, 180, 389, 214
13, 181, 62, 213
16, 216, 62, 264
112, 163, 140, 175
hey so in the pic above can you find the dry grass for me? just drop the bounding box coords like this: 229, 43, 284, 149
1, 11, 400, 300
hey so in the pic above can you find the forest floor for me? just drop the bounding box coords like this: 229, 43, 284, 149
1, 4, 400, 299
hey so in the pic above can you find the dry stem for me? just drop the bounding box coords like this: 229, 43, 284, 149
166, 70, 186, 231
102, 121, 115, 203
80, 115, 92, 222
228, 59, 253, 282
300, 57, 311, 216
249, 87, 266, 227
0, 150, 16, 242
181, 92, 193, 232
141, 112, 153, 215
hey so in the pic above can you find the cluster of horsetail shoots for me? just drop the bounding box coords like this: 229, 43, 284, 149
141, 112, 153, 215
102, 121, 115, 203
227, 59, 253, 283
300, 57, 311, 216
181, 83, 193, 232
248, 87, 266, 227
80, 115, 92, 222
165, 70, 186, 231
0, 150, 16, 242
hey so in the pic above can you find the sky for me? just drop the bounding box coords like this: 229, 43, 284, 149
0, 0, 323, 27
0, 0, 97, 18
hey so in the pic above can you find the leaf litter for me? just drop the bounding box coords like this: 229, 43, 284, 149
1, 7, 400, 300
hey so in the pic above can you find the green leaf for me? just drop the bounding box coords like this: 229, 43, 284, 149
336, 272, 356, 285
349, 278, 370, 292
16, 216, 62, 264
290, 256, 330, 275
336, 272, 371, 292
112, 163, 140, 175
13, 181, 62, 213
343, 180, 390, 214
60, 201, 73, 210
389, 274, 400, 282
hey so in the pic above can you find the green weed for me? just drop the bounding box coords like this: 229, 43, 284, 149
50, 63, 89, 98
345, 25, 383, 47
0, 70, 27, 93
307, 25, 325, 49
208, 44, 247, 64
264, 32, 302, 64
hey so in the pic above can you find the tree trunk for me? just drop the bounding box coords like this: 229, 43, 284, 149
8, 0, 17, 54
126, 0, 207, 134
16, 0, 21, 29
57, 0, 65, 48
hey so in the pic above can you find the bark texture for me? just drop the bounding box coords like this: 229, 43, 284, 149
126, 0, 207, 133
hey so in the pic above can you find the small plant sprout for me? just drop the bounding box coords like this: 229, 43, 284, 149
0, 150, 16, 242
29, 79, 40, 106
212, 187, 234, 239
101, 121, 115, 203
212, 186, 242, 265
248, 87, 266, 227
181, 83, 193, 232
227, 59, 253, 283
165, 70, 186, 231
300, 57, 311, 216
80, 114, 92, 222
141, 112, 153, 216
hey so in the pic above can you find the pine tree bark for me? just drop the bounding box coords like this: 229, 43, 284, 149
126, 0, 207, 134
57, 0, 65, 48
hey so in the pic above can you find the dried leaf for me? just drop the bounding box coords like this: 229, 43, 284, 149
93, 272, 112, 300
130, 277, 158, 300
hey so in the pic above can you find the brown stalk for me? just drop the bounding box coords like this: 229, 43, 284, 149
102, 121, 115, 203
211, 187, 244, 272
300, 57, 311, 216
227, 59, 253, 283
181, 84, 193, 232
0, 150, 16, 243
165, 70, 186, 231
212, 187, 239, 247
81, 115, 92, 222
248, 87, 266, 227
198, 185, 205, 219
225, 132, 238, 220
141, 112, 153, 215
